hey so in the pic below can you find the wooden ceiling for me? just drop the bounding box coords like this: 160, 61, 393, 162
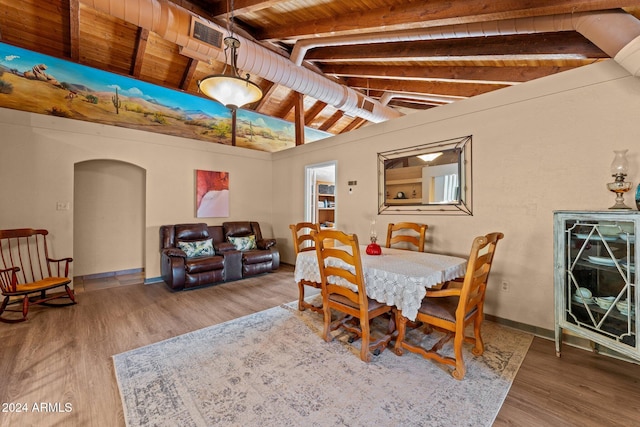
1, 0, 639, 140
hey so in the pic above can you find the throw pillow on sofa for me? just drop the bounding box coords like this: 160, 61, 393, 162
177, 239, 215, 258
228, 235, 257, 251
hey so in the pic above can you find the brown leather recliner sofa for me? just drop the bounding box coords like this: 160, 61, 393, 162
159, 223, 241, 291
222, 221, 280, 277
159, 222, 279, 291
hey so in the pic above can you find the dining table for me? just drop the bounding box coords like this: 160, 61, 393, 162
294, 245, 467, 321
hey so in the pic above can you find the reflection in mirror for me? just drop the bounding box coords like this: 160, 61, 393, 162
378, 135, 472, 215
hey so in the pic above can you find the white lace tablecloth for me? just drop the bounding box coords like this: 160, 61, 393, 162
294, 246, 467, 321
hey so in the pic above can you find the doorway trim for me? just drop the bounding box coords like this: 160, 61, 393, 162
304, 161, 337, 225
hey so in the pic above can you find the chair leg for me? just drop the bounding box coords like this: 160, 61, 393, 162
430, 331, 454, 352
451, 328, 467, 380
298, 282, 323, 313
65, 285, 76, 304
386, 309, 397, 334
298, 281, 306, 311
322, 303, 333, 343
471, 314, 484, 356
0, 295, 29, 323
394, 311, 408, 356
22, 296, 29, 320
359, 316, 372, 363
0, 296, 10, 322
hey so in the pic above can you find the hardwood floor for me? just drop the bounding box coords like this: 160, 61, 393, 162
495, 338, 640, 426
1, 265, 639, 426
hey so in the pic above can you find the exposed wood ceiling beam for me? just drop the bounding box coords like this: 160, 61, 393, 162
69, 0, 80, 61
345, 77, 508, 98
166, 0, 214, 19
180, 58, 199, 90
254, 82, 277, 111
274, 91, 299, 118
258, 0, 640, 40
340, 117, 366, 133
131, 28, 149, 77
321, 64, 579, 84
389, 100, 436, 110
294, 92, 304, 145
305, 33, 607, 63
304, 101, 327, 123
318, 110, 344, 132
208, 0, 288, 16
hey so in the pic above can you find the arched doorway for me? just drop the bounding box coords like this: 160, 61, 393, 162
73, 160, 146, 285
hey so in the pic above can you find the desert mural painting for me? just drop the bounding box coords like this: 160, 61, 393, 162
0, 42, 330, 152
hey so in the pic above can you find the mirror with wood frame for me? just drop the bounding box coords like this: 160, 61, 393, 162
378, 135, 472, 215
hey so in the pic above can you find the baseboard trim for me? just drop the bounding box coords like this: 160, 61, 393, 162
485, 314, 554, 339
486, 313, 639, 365
75, 268, 143, 281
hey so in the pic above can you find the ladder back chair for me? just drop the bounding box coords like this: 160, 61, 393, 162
290, 222, 322, 313
394, 232, 504, 379
385, 222, 428, 252
0, 228, 76, 323
312, 229, 394, 362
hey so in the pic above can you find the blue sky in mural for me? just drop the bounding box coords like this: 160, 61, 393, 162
0, 42, 230, 119
0, 42, 331, 143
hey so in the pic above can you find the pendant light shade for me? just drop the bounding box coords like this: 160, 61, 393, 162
198, 74, 262, 109
198, 36, 263, 109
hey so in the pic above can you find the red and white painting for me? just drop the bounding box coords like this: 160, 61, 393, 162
196, 170, 229, 218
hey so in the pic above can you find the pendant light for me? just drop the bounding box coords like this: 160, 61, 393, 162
197, 1, 262, 109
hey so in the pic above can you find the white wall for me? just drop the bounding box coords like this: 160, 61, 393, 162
0, 111, 275, 281
2, 58, 639, 331
272, 59, 640, 331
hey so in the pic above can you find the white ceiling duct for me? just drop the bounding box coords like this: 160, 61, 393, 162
291, 9, 640, 78
80, 0, 402, 123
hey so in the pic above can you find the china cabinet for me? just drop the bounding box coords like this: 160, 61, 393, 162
554, 211, 639, 362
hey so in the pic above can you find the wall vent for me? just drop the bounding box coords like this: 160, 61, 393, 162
362, 99, 375, 113
191, 18, 223, 49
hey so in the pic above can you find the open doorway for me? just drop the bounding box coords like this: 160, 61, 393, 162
74, 159, 146, 291
305, 161, 336, 230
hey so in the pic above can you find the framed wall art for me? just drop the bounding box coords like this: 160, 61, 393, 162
196, 170, 229, 218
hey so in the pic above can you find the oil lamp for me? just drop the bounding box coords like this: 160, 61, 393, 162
606, 149, 632, 210
366, 218, 382, 255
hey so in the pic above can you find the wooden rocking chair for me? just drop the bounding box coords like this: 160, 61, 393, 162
0, 228, 76, 323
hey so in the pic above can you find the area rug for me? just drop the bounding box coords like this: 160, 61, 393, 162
113, 303, 533, 427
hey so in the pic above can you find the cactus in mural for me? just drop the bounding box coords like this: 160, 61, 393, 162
112, 88, 121, 114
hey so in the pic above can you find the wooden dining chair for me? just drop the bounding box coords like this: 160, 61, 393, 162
385, 222, 428, 252
394, 232, 504, 379
312, 229, 394, 362
290, 222, 322, 313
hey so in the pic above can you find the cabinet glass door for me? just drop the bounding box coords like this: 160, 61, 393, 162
562, 219, 636, 348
